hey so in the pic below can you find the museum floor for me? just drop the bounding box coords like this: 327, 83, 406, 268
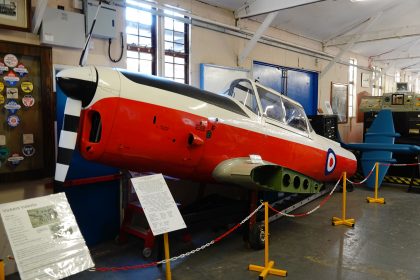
8, 184, 420, 280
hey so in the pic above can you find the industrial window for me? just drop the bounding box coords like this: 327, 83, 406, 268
348, 58, 357, 118
372, 66, 383, 96
125, 1, 156, 75
395, 72, 400, 83
164, 10, 189, 83
125, 1, 189, 84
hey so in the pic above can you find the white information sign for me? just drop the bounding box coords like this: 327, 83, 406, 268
0, 193, 94, 280
131, 174, 186, 236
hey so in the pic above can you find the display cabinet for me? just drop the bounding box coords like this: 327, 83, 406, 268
0, 41, 54, 182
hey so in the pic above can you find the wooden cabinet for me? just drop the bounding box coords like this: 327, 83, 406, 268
0, 41, 54, 182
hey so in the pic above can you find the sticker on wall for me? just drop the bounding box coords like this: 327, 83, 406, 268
7, 153, 24, 167
6, 87, 18, 99
7, 115, 20, 127
0, 81, 4, 93
13, 64, 28, 77
0, 62, 8, 74
0, 146, 10, 168
22, 95, 35, 108
0, 95, 4, 105
5, 100, 21, 114
4, 54, 18, 68
21, 81, 33, 93
22, 145, 35, 157
4, 71, 20, 86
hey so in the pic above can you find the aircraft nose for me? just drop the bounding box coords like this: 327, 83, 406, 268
56, 66, 98, 107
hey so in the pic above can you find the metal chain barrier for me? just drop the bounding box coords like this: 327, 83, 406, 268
269, 175, 343, 218
346, 164, 376, 185
379, 162, 420, 167
92, 203, 265, 272
345, 161, 420, 187
93, 161, 410, 273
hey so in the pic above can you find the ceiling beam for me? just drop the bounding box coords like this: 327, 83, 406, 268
374, 55, 420, 62
370, 38, 420, 60
320, 12, 383, 79
238, 11, 279, 66
401, 62, 420, 71
234, 0, 324, 19
323, 17, 370, 45
32, 0, 48, 34
325, 25, 420, 47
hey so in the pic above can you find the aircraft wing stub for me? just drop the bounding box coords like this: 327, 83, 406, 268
213, 157, 323, 193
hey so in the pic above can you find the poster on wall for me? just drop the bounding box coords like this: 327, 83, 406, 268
361, 73, 370, 88
331, 82, 348, 123
0, 0, 31, 32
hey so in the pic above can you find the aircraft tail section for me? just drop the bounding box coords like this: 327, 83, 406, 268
341, 109, 410, 188
362, 110, 396, 187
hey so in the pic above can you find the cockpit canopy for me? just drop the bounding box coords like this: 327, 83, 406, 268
223, 79, 311, 134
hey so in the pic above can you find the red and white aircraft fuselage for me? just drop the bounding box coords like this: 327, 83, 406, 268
55, 66, 356, 191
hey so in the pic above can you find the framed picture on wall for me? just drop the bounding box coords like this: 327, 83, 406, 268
361, 72, 370, 88
331, 82, 348, 124
0, 0, 31, 32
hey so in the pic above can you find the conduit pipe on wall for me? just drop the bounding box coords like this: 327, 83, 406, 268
127, 0, 376, 73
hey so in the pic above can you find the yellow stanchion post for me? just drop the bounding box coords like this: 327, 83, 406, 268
332, 172, 355, 227
0, 259, 4, 280
163, 233, 172, 280
367, 162, 385, 204
248, 202, 287, 279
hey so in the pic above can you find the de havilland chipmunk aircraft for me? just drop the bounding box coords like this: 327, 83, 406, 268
54, 66, 357, 193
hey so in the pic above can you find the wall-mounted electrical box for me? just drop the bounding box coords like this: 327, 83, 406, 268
40, 8, 85, 49
84, 0, 116, 39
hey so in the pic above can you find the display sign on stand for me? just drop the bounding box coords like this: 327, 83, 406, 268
0, 193, 94, 280
130, 174, 186, 236
130, 173, 186, 280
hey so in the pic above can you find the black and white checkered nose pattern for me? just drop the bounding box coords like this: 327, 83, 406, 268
54, 98, 82, 183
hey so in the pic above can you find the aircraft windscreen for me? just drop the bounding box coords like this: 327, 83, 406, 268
228, 80, 259, 114
257, 86, 285, 122
282, 98, 309, 133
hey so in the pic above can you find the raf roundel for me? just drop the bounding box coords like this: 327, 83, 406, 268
325, 148, 337, 175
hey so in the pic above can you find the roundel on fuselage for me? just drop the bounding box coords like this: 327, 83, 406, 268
325, 148, 336, 175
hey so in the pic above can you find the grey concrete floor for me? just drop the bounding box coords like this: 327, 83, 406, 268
7, 184, 420, 280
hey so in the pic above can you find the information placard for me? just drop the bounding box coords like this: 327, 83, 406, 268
0, 193, 94, 280
131, 174, 186, 236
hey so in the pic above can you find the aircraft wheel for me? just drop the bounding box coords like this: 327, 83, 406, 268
249, 223, 265, 250
142, 247, 152, 258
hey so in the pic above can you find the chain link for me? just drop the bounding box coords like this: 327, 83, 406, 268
346, 164, 376, 185
93, 202, 264, 271
158, 203, 264, 264
269, 176, 342, 218
380, 162, 420, 167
